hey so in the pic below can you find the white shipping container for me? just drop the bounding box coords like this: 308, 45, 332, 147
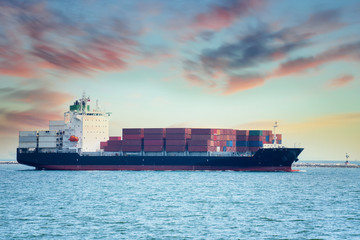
19, 131, 37, 137
19, 136, 37, 142
19, 142, 37, 148
38, 136, 58, 142
38, 130, 58, 136
38, 142, 57, 148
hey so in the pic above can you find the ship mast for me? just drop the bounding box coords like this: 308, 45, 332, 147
273, 121, 278, 148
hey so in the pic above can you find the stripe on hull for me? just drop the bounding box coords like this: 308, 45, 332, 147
37, 165, 293, 172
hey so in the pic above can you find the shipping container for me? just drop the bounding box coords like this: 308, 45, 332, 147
19, 136, 37, 142
109, 136, 122, 140
104, 146, 122, 152
165, 133, 190, 140
248, 135, 264, 141
38, 130, 58, 136
188, 139, 213, 146
122, 146, 142, 152
165, 140, 186, 146
236, 130, 249, 136
122, 140, 142, 146
188, 146, 209, 152
38, 142, 57, 148
190, 134, 212, 140
144, 145, 164, 152
166, 145, 186, 152
19, 131, 37, 137
144, 128, 165, 134
107, 140, 123, 146
166, 128, 191, 134
191, 128, 211, 135
100, 142, 108, 149
236, 135, 248, 141
236, 141, 248, 147
144, 140, 163, 146
38, 136, 58, 142
123, 128, 144, 135
19, 142, 37, 148
123, 134, 143, 140
248, 141, 263, 147
143, 134, 164, 140
249, 130, 263, 136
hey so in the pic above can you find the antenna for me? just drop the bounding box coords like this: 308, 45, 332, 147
346, 153, 349, 161
273, 121, 278, 148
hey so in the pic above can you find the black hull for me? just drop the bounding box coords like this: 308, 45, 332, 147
17, 148, 303, 172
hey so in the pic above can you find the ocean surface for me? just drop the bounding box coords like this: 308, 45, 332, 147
1, 165, 359, 240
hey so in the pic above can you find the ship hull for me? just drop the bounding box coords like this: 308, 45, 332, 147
17, 148, 303, 172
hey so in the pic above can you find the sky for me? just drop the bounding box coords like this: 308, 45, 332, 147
0, 0, 359, 161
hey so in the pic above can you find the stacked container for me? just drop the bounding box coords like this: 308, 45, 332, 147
235, 130, 248, 152
102, 136, 122, 152
38, 130, 61, 148
122, 129, 143, 152
19, 131, 38, 148
143, 128, 165, 152
165, 128, 191, 152
188, 129, 214, 152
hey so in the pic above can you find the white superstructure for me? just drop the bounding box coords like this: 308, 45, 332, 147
19, 94, 110, 153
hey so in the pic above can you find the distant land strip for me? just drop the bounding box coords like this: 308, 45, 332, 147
293, 163, 360, 168
0, 161, 18, 164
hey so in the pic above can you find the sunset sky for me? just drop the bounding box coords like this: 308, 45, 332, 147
0, 0, 359, 161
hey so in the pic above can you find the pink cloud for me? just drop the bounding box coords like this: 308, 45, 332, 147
327, 75, 355, 89
188, 0, 266, 37
224, 75, 266, 95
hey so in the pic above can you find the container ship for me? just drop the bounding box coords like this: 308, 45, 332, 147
17, 95, 303, 171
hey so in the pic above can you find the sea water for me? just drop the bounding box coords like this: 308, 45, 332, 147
1, 164, 359, 239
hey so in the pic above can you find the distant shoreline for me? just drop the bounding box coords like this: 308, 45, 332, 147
0, 161, 18, 164
293, 163, 360, 168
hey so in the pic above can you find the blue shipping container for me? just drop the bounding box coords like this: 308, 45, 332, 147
223, 146, 226, 151
249, 130, 263, 136
236, 141, 248, 147
265, 136, 270, 142
249, 141, 263, 147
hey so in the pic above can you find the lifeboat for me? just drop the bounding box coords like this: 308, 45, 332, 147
69, 135, 79, 142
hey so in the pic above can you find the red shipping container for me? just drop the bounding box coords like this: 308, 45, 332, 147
107, 140, 123, 147
122, 140, 142, 146
165, 140, 186, 146
166, 145, 186, 152
188, 146, 209, 152
262, 130, 272, 136
236, 135, 248, 141
143, 134, 164, 140
109, 136, 121, 140
166, 128, 191, 134
144, 145, 163, 152
188, 140, 213, 146
276, 134, 282, 140
165, 133, 189, 140
104, 146, 122, 152
123, 128, 144, 135
122, 146, 142, 152
123, 134, 143, 140
191, 128, 211, 135
100, 141, 108, 149
248, 136, 264, 141
144, 128, 165, 134
236, 130, 249, 136
144, 140, 163, 146
191, 134, 212, 140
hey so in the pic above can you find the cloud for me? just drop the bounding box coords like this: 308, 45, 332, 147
327, 75, 355, 89
183, 7, 357, 94
0, 0, 164, 78
192, 0, 266, 32
273, 41, 360, 77
224, 74, 266, 94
